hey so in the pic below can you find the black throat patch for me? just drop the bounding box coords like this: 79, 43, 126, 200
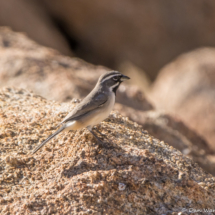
112, 82, 121, 95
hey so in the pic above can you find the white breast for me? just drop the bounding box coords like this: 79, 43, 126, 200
91, 92, 115, 126
105, 92, 115, 117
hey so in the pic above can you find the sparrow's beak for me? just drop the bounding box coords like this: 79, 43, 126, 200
120, 75, 130, 81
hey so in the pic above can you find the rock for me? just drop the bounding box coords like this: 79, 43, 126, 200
150, 48, 215, 151
114, 105, 215, 175
139, 111, 215, 176
0, 87, 215, 214
42, 0, 215, 80
115, 85, 153, 111
0, 27, 153, 111
2, 1, 215, 80
0, 0, 71, 55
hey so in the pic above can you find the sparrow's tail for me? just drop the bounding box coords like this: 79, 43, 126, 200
32, 125, 65, 154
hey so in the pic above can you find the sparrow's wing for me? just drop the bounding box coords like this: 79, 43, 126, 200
57, 91, 108, 127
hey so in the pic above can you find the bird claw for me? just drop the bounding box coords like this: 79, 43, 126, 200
88, 128, 112, 149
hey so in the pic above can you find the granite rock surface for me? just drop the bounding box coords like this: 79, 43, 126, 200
0, 88, 215, 214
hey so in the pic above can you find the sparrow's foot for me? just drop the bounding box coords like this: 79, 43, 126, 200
87, 129, 111, 149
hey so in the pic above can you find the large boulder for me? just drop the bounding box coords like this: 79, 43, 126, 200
150, 48, 215, 151
0, 0, 71, 55
0, 27, 153, 111
1, 87, 215, 214
2, 1, 215, 80
42, 0, 215, 79
115, 105, 215, 175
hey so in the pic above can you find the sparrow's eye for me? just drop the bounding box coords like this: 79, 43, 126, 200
112, 77, 119, 81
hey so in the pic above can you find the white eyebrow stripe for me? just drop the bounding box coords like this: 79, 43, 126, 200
101, 74, 120, 83
110, 82, 120, 90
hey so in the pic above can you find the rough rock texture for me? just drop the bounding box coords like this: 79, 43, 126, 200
1, 87, 215, 214
150, 48, 215, 151
41, 0, 215, 80
0, 0, 72, 56
0, 27, 153, 111
114, 105, 215, 176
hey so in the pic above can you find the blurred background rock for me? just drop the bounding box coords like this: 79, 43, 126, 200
2, 0, 215, 82
1, 0, 215, 175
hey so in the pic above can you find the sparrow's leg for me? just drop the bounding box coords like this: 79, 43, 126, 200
87, 127, 110, 149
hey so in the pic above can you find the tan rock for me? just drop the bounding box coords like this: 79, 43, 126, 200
114, 105, 215, 176
2, 1, 215, 80
0, 87, 215, 214
150, 48, 215, 151
42, 0, 215, 79
0, 0, 71, 55
0, 27, 153, 112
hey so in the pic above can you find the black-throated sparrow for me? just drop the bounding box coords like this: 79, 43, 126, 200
32, 71, 130, 154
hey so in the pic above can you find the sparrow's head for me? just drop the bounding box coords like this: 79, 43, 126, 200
98, 71, 130, 94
